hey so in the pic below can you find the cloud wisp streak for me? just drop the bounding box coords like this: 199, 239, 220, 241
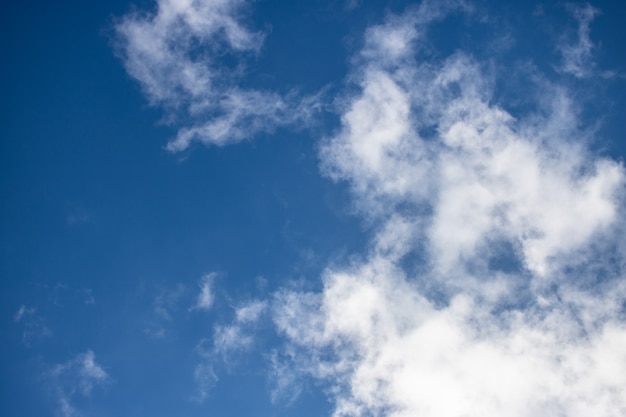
193, 299, 268, 401
558, 3, 600, 78
115, 0, 321, 151
270, 4, 626, 417
192, 273, 216, 312
47, 351, 110, 417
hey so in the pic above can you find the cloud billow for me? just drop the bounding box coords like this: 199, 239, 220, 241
272, 4, 626, 417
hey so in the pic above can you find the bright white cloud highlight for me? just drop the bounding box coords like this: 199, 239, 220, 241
272, 4, 626, 417
275, 258, 626, 417
115, 0, 320, 151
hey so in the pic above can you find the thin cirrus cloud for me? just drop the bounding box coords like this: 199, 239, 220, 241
271, 3, 626, 417
114, 0, 322, 152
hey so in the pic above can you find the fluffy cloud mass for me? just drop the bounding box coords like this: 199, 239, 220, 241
272, 3, 626, 417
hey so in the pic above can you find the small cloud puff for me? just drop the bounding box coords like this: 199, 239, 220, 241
191, 273, 216, 311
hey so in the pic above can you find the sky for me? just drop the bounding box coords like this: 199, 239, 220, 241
1, 0, 626, 416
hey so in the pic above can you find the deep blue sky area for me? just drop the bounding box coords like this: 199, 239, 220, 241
1, 2, 366, 415
1, 1, 626, 417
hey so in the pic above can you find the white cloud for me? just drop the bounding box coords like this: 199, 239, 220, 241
193, 362, 218, 402
154, 282, 187, 320
211, 299, 268, 354
211, 324, 253, 355
192, 273, 215, 311
208, 299, 267, 356
272, 5, 626, 417
558, 3, 600, 78
143, 327, 166, 339
193, 299, 268, 400
321, 23, 623, 282
275, 260, 626, 417
115, 0, 321, 151
115, 1, 626, 414
235, 299, 267, 323
268, 349, 304, 405
14, 305, 35, 322
48, 350, 110, 417
14, 305, 52, 346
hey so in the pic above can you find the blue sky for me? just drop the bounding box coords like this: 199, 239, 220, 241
2, 1, 626, 416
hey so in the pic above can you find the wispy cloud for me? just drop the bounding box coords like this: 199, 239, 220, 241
48, 350, 110, 417
212, 299, 268, 356
271, 4, 626, 416
558, 3, 600, 78
235, 299, 267, 323
115, 0, 322, 151
143, 327, 166, 340
14, 305, 36, 322
191, 272, 216, 311
154, 282, 187, 320
14, 304, 52, 346
193, 299, 268, 400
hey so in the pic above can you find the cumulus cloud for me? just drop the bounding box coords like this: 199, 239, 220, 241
115, 0, 321, 151
271, 4, 626, 417
48, 350, 110, 417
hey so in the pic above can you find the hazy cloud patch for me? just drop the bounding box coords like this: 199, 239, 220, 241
47, 351, 110, 417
